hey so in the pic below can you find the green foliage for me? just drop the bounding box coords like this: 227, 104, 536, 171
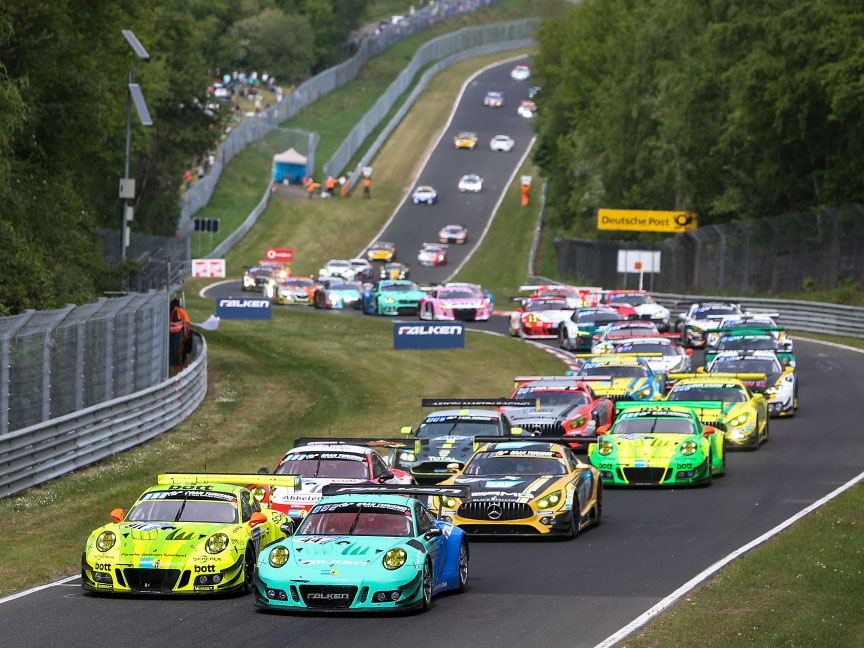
533, 0, 864, 235
230, 9, 314, 80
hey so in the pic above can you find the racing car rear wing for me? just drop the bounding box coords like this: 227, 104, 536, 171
292, 437, 412, 449
471, 435, 599, 453
712, 327, 784, 334
319, 484, 472, 517
615, 401, 724, 412
421, 398, 535, 408
157, 473, 302, 491
570, 353, 662, 358
669, 372, 767, 381
513, 376, 582, 384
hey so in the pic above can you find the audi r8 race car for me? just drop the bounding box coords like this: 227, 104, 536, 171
490, 134, 515, 152
439, 224, 468, 244
81, 473, 298, 595
704, 329, 796, 368
517, 100, 537, 119
706, 350, 797, 416
392, 399, 524, 480
243, 265, 276, 291
510, 64, 530, 81
269, 276, 317, 305
313, 280, 365, 310
434, 439, 603, 537
264, 440, 414, 519
379, 262, 410, 280
411, 185, 438, 205
665, 374, 769, 448
318, 259, 357, 281
419, 284, 491, 321
484, 90, 503, 107
458, 174, 483, 193
363, 279, 426, 316
417, 243, 448, 266
611, 337, 692, 374
453, 132, 478, 149
510, 296, 576, 338
366, 242, 396, 262
254, 485, 469, 612
588, 404, 726, 486
557, 307, 625, 350
573, 355, 666, 401
675, 302, 743, 347
603, 291, 671, 331
591, 321, 661, 353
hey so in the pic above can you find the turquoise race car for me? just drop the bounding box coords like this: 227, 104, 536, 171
254, 484, 470, 612
362, 280, 427, 316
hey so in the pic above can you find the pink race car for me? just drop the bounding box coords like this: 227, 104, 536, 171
419, 283, 492, 321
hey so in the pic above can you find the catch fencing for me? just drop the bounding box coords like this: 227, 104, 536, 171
554, 205, 864, 294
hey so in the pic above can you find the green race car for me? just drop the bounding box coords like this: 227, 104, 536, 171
588, 403, 725, 486
254, 484, 470, 612
81, 473, 298, 595
362, 279, 426, 316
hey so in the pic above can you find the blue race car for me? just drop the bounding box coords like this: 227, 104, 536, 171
411, 185, 438, 205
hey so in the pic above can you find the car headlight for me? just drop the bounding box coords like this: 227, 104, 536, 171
383, 548, 407, 570
537, 490, 562, 509
765, 385, 780, 394
383, 297, 395, 304
250, 485, 266, 502
400, 452, 416, 462
95, 530, 116, 552
598, 439, 614, 456
567, 415, 587, 429
729, 414, 749, 426
439, 304, 452, 310
689, 326, 703, 334
205, 533, 229, 554
269, 546, 289, 568
443, 497, 458, 509
633, 386, 653, 399
680, 441, 698, 456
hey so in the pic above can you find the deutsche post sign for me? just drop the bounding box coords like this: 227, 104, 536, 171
597, 209, 697, 233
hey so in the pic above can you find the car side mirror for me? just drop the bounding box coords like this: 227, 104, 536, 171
258, 467, 269, 475
696, 366, 706, 373
511, 427, 524, 436
424, 527, 444, 539
445, 462, 460, 473
400, 426, 412, 435
379, 470, 394, 482
686, 348, 693, 357
703, 426, 716, 438
249, 512, 268, 528
280, 520, 296, 536
596, 425, 609, 436
110, 508, 124, 522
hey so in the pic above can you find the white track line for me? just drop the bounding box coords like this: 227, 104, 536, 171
0, 575, 79, 605
198, 278, 235, 299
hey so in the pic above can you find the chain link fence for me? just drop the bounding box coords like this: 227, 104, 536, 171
555, 205, 864, 294
0, 291, 169, 436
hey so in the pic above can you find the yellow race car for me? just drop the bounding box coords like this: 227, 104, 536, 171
433, 438, 603, 537
453, 132, 478, 149
81, 473, 299, 595
665, 373, 769, 448
366, 241, 396, 262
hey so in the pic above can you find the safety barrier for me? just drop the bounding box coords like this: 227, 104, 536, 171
0, 333, 208, 498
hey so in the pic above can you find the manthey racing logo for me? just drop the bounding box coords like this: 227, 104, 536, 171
393, 322, 465, 350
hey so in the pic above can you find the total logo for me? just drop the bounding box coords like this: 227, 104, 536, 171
218, 299, 270, 308
397, 325, 462, 335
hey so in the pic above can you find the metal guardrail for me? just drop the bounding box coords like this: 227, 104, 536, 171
0, 332, 208, 498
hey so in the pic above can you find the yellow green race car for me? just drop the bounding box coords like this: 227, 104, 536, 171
665, 373, 769, 449
81, 473, 299, 595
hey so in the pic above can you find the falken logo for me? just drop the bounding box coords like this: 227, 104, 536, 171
218, 299, 270, 308
397, 325, 462, 335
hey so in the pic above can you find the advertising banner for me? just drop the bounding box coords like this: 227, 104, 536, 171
191, 259, 226, 278
265, 248, 294, 262
393, 322, 465, 350
216, 298, 272, 320
597, 209, 697, 233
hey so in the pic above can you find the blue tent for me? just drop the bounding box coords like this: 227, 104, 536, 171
273, 148, 308, 184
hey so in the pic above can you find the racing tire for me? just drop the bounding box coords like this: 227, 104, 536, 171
594, 481, 604, 525
456, 540, 469, 593
421, 559, 433, 610
242, 545, 256, 594
702, 452, 713, 487
566, 494, 581, 539
557, 325, 568, 350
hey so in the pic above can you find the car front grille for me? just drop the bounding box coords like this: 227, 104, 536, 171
396, 305, 419, 315
459, 524, 540, 535
123, 568, 182, 592
453, 308, 477, 321
458, 500, 533, 521
413, 461, 459, 474
299, 585, 357, 608
518, 422, 564, 436
621, 467, 666, 484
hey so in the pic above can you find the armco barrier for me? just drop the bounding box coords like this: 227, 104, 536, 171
0, 333, 208, 498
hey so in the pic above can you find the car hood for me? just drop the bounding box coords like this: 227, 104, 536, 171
438, 298, 484, 308
449, 475, 560, 502
93, 521, 235, 565
605, 434, 701, 459
503, 404, 580, 425
417, 435, 477, 462
584, 376, 654, 396
524, 310, 572, 323
283, 535, 415, 572
633, 304, 667, 316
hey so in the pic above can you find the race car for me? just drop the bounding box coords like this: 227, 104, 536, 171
439, 224, 468, 244
318, 259, 357, 281
417, 243, 448, 267
603, 291, 671, 331
313, 280, 365, 310
393, 399, 524, 480
453, 132, 478, 149
348, 258, 374, 281
674, 302, 743, 347
509, 296, 576, 338
242, 265, 276, 291
265, 440, 414, 519
490, 134, 515, 152
270, 276, 317, 305
517, 100, 537, 119
611, 337, 692, 374
588, 403, 726, 486
705, 314, 787, 349
557, 307, 625, 350
380, 262, 410, 280
458, 174, 483, 193
81, 473, 297, 595
366, 242, 396, 262
502, 376, 614, 448
419, 284, 491, 321
573, 354, 666, 401
255, 484, 469, 612
665, 374, 769, 448
363, 279, 426, 316
706, 350, 797, 416
484, 90, 503, 107
434, 438, 603, 537
411, 185, 438, 205
510, 64, 530, 81
590, 321, 661, 353
704, 328, 796, 368
520, 284, 603, 309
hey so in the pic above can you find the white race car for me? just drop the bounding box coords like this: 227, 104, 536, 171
510, 64, 530, 81
517, 100, 537, 119
490, 134, 515, 152
458, 174, 483, 193
706, 350, 797, 417
610, 336, 692, 374
318, 259, 356, 281
603, 290, 671, 331
675, 302, 743, 347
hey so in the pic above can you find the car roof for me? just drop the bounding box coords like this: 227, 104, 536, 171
289, 444, 371, 457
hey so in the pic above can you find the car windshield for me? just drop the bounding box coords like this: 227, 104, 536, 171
462, 175, 480, 182
439, 290, 475, 299
606, 325, 659, 337
718, 337, 779, 351
609, 294, 652, 305
417, 419, 502, 438
575, 312, 622, 324
526, 300, 567, 312
463, 452, 567, 476
612, 417, 696, 435
252, 268, 274, 278
694, 306, 737, 317
127, 498, 238, 524
579, 365, 650, 379
493, 136, 510, 142
444, 226, 463, 233
297, 503, 413, 537
331, 282, 362, 293
286, 278, 314, 287
668, 387, 748, 402
381, 282, 418, 292
328, 261, 350, 268
513, 389, 590, 407
275, 453, 369, 479
710, 358, 780, 374
615, 343, 677, 356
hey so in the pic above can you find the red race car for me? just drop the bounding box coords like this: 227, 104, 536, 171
509, 296, 575, 338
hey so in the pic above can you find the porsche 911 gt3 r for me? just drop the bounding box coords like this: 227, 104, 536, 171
510, 296, 575, 338
439, 224, 467, 244
417, 243, 447, 266
510, 64, 530, 81
366, 241, 396, 262
484, 91, 503, 107
458, 174, 483, 193
411, 185, 438, 205
517, 100, 537, 119
490, 135, 514, 152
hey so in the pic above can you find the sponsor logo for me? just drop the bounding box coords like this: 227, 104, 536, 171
394, 322, 465, 350
194, 565, 216, 573
397, 325, 462, 335
486, 504, 503, 520
216, 298, 272, 320
307, 592, 350, 601
94, 562, 111, 571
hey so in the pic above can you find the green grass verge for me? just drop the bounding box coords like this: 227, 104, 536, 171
621, 483, 864, 648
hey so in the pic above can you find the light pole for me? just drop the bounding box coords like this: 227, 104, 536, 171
120, 29, 153, 263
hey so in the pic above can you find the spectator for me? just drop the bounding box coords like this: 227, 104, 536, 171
363, 176, 371, 199
307, 178, 315, 199
169, 298, 191, 370
184, 170, 192, 189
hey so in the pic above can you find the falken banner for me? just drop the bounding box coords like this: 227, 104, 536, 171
393, 322, 465, 350
216, 298, 272, 320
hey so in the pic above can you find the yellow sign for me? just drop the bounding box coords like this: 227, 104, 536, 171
597, 209, 698, 233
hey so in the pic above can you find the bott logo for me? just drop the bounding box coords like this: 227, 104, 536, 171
397, 325, 462, 335
194, 565, 216, 573
218, 299, 270, 308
